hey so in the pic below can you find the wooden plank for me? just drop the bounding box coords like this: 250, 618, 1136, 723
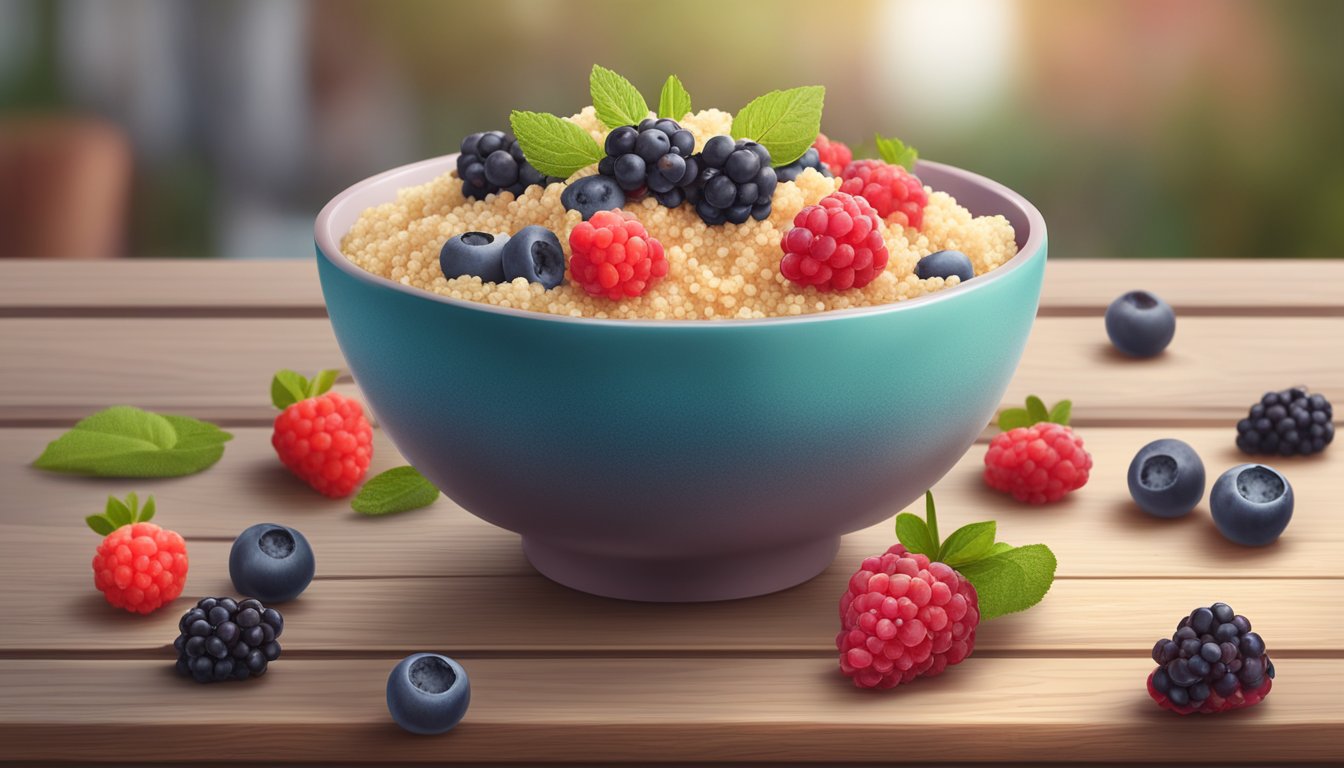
3, 260, 1343, 315
2, 317, 1342, 424
4, 427, 1342, 578
0, 658, 1339, 763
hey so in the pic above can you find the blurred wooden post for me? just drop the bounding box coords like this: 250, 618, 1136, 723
0, 117, 132, 259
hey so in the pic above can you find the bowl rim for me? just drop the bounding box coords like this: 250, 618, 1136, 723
315, 154, 1046, 328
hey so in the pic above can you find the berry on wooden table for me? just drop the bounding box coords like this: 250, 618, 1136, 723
984, 396, 1092, 504
1104, 290, 1176, 358
87, 492, 188, 615
174, 596, 284, 683
1236, 387, 1333, 457
1148, 603, 1273, 714
270, 369, 373, 498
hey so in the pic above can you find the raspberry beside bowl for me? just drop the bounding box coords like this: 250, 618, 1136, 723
314, 156, 1046, 602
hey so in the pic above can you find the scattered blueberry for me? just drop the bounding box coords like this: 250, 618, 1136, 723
1210, 464, 1293, 546
387, 653, 471, 735
502, 225, 566, 289
560, 175, 626, 220
1236, 387, 1333, 456
1104, 290, 1176, 357
456, 131, 559, 200
440, 231, 509, 283
229, 523, 315, 603
684, 136, 777, 225
598, 119, 697, 208
914, 250, 975, 283
774, 147, 831, 183
1126, 438, 1205, 518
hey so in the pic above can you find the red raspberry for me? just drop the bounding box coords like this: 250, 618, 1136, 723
839, 159, 929, 230
837, 544, 980, 689
812, 133, 853, 175
568, 209, 668, 300
984, 422, 1092, 504
779, 191, 888, 291
271, 369, 373, 497
88, 493, 188, 615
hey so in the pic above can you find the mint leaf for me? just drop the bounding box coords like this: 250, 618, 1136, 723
938, 521, 996, 568
658, 74, 691, 120
272, 370, 309, 409
85, 515, 115, 536
1025, 395, 1049, 424
895, 513, 937, 556
590, 65, 649, 130
731, 85, 825, 166
33, 406, 232, 477
352, 466, 440, 516
1048, 399, 1072, 425
956, 544, 1057, 620
997, 407, 1031, 431
139, 495, 156, 523
875, 133, 918, 171
510, 110, 604, 179
309, 369, 339, 398
924, 490, 940, 546
105, 495, 132, 528
987, 541, 1015, 556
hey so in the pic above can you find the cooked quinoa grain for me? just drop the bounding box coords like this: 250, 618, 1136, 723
340, 108, 1018, 320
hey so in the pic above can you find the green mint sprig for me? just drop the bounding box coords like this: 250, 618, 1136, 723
896, 491, 1057, 620
874, 133, 918, 171
86, 491, 157, 535
997, 395, 1072, 432
32, 406, 232, 478
730, 85, 825, 167
590, 64, 649, 130
658, 74, 692, 120
509, 110, 603, 179
352, 466, 441, 516
272, 369, 339, 410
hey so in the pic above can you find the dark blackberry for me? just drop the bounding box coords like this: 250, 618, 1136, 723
456, 130, 560, 200
683, 136, 778, 225
774, 147, 831, 183
1236, 387, 1333, 456
1147, 602, 1274, 714
598, 118, 698, 208
174, 596, 283, 683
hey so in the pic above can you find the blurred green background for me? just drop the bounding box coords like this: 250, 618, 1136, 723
1, 0, 1341, 260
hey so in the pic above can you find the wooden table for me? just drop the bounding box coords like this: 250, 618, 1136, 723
1, 259, 1341, 766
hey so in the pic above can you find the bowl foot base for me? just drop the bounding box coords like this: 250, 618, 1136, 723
520, 535, 841, 602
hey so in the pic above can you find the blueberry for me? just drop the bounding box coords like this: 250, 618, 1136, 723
701, 135, 735, 167
1211, 602, 1235, 624
634, 130, 670, 163
1189, 607, 1214, 635
1126, 438, 1205, 518
1199, 642, 1222, 663
914, 250, 975, 283
1210, 464, 1294, 546
724, 148, 761, 184
386, 653, 471, 735
604, 126, 638, 156
560, 175, 625, 221
502, 225, 566, 290
440, 231, 509, 283
1240, 632, 1266, 657
1104, 290, 1176, 357
614, 154, 646, 188
1186, 655, 1210, 677
229, 523, 315, 603
775, 147, 830, 183
483, 150, 518, 188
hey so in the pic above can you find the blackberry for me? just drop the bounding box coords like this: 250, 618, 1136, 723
598, 118, 697, 208
1148, 602, 1274, 714
174, 596, 283, 683
683, 136, 778, 225
1236, 387, 1333, 456
456, 131, 559, 200
774, 147, 831, 183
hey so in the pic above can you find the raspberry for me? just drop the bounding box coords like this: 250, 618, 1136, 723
839, 159, 929, 229
779, 191, 888, 291
837, 544, 979, 689
88, 493, 188, 615
568, 209, 669, 300
1148, 603, 1274, 714
983, 396, 1092, 504
270, 369, 374, 498
812, 132, 853, 175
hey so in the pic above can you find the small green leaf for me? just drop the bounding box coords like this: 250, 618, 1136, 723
731, 85, 825, 167
987, 541, 1015, 556
138, 495, 156, 523
956, 544, 1058, 620
658, 74, 692, 120
590, 64, 649, 129
510, 110, 604, 179
874, 133, 918, 171
308, 369, 339, 398
352, 466, 441, 516
924, 491, 940, 549
32, 406, 232, 478
86, 515, 116, 536
105, 495, 132, 528
271, 369, 309, 410
895, 513, 937, 557
125, 490, 140, 517
938, 521, 996, 568
1048, 399, 1073, 426
997, 407, 1031, 431
1025, 395, 1049, 424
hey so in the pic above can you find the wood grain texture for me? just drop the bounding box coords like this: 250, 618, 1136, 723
2, 317, 1342, 425
4, 427, 1340, 578
3, 259, 1342, 314
0, 658, 1340, 763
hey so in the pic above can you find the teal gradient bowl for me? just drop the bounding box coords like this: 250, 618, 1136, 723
315, 156, 1046, 602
